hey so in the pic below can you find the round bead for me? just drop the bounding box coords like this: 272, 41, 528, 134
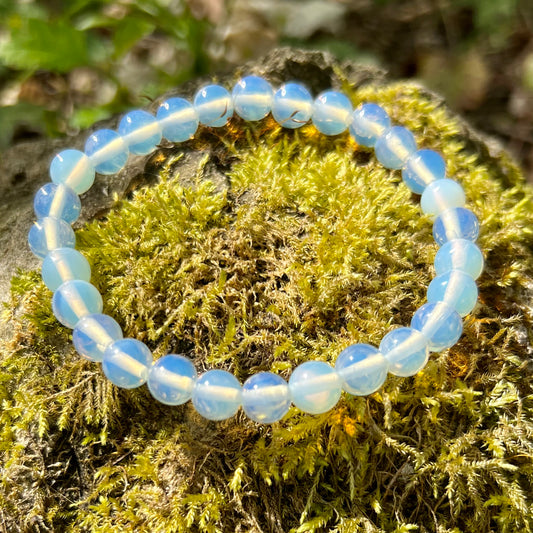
118, 110, 162, 155
272, 82, 313, 129
289, 361, 342, 415
33, 183, 81, 223
433, 207, 480, 247
427, 270, 478, 317
194, 85, 234, 127
232, 75, 273, 121
147, 354, 197, 406
52, 279, 103, 329
335, 343, 388, 395
379, 327, 429, 377
28, 217, 76, 259
156, 97, 199, 142
349, 103, 391, 148
411, 302, 463, 352
50, 149, 95, 194
421, 179, 466, 217
41, 247, 91, 291
102, 338, 152, 389
434, 239, 484, 280
192, 370, 242, 421
402, 149, 445, 194
73, 313, 123, 362
374, 126, 417, 170
84, 129, 129, 175
242, 372, 291, 424
312, 91, 353, 136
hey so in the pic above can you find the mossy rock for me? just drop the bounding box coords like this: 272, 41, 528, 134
1, 48, 532, 533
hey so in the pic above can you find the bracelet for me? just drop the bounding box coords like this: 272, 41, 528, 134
27, 75, 483, 424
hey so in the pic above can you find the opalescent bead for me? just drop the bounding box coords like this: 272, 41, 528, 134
241, 372, 291, 424
34, 182, 81, 223
349, 103, 391, 148
147, 354, 197, 406
433, 207, 479, 246
232, 75, 273, 121
50, 149, 95, 194
289, 361, 342, 415
272, 82, 313, 129
118, 110, 162, 155
194, 85, 233, 127
421, 179, 466, 217
84, 129, 129, 175
28, 217, 76, 259
402, 149, 445, 194
335, 343, 388, 395
411, 301, 462, 352
434, 239, 484, 280
379, 327, 429, 377
192, 370, 242, 421
42, 247, 91, 291
312, 91, 353, 136
72, 313, 123, 362
156, 97, 199, 142
102, 338, 152, 389
375, 126, 417, 170
427, 270, 478, 317
52, 279, 103, 328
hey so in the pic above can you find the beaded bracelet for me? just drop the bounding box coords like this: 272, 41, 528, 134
28, 75, 483, 424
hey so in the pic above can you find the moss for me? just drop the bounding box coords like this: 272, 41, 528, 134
1, 80, 533, 533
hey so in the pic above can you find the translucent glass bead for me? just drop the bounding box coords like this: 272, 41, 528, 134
73, 313, 123, 362
312, 91, 353, 136
50, 149, 95, 194
335, 343, 388, 395
379, 327, 429, 377
433, 207, 480, 247
434, 239, 484, 280
194, 85, 234, 127
374, 126, 417, 170
349, 103, 391, 148
289, 361, 342, 415
272, 82, 313, 129
192, 370, 242, 421
421, 179, 466, 217
42, 247, 91, 291
232, 75, 273, 121
52, 279, 103, 328
84, 129, 129, 175
427, 270, 478, 317
102, 338, 152, 389
147, 354, 197, 406
242, 372, 291, 424
156, 97, 199, 142
34, 182, 81, 223
118, 110, 162, 155
402, 149, 445, 194
28, 217, 76, 259
411, 302, 462, 352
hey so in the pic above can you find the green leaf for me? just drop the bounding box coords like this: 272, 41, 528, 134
112, 17, 154, 59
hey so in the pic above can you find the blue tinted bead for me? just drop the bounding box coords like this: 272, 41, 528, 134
28, 217, 76, 259
349, 104, 391, 147
194, 85, 233, 127
50, 149, 95, 194
102, 338, 152, 389
272, 82, 313, 129
148, 354, 197, 406
427, 270, 478, 317
402, 149, 445, 194
192, 370, 241, 421
157, 97, 199, 142
312, 91, 353, 136
289, 361, 341, 415
433, 207, 480, 246
42, 247, 91, 291
434, 239, 484, 280
52, 279, 103, 328
118, 110, 162, 155
411, 302, 463, 351
34, 183, 81, 223
232, 75, 273, 121
84, 129, 129, 175
379, 327, 429, 377
73, 313, 123, 362
421, 179, 466, 217
375, 126, 417, 170
242, 372, 291, 424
